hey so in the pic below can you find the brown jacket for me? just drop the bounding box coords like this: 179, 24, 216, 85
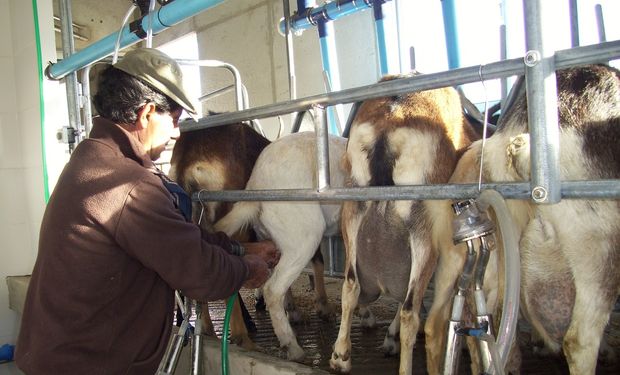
15, 118, 248, 374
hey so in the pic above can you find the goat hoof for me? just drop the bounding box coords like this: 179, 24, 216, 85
360, 313, 376, 329
286, 343, 305, 361
330, 351, 352, 373
316, 303, 334, 321
381, 335, 400, 356
255, 297, 266, 311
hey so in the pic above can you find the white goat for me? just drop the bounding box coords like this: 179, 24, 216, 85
214, 131, 347, 360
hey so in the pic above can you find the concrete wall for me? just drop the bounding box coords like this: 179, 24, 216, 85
0, 0, 59, 346
155, 0, 381, 139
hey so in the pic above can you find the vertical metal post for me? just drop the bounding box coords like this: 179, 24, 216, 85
314, 105, 330, 191
523, 0, 561, 204
499, 24, 508, 106
318, 20, 344, 135
59, 0, 83, 149
595, 4, 606, 43
568, 0, 580, 47
373, 1, 389, 75
283, 0, 297, 102
80, 65, 94, 137
441, 0, 461, 69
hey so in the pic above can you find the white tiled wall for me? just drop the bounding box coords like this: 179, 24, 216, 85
0, 0, 55, 347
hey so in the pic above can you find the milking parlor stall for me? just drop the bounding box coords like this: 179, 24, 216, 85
3, 0, 620, 374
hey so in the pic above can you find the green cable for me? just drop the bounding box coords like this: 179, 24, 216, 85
222, 293, 237, 375
31, 0, 50, 202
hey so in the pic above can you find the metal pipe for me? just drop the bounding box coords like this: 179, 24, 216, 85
313, 105, 331, 191
177, 59, 244, 112
198, 84, 235, 103
80, 64, 94, 137
53, 15, 84, 30
59, 0, 83, 148
279, 0, 381, 34
47, 0, 227, 80
53, 26, 88, 41
180, 40, 620, 133
194, 179, 620, 202
499, 24, 508, 106
283, 0, 300, 131
441, 0, 461, 69
373, 1, 389, 75
595, 4, 606, 43
318, 21, 344, 135
523, 0, 561, 204
569, 0, 580, 47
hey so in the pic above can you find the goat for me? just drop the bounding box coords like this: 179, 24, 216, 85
424, 64, 620, 375
330, 73, 478, 375
214, 131, 347, 360
169, 122, 270, 349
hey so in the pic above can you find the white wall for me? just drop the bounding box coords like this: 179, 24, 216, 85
156, 0, 380, 139
0, 0, 59, 346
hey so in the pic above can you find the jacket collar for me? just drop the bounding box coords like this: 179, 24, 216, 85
89, 116, 156, 170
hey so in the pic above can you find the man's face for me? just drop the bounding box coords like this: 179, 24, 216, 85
144, 107, 182, 160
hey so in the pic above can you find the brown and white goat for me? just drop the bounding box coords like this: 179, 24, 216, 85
425, 64, 620, 375
330, 74, 478, 375
214, 131, 347, 360
169, 122, 270, 349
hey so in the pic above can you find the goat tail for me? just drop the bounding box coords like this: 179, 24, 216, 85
214, 201, 260, 236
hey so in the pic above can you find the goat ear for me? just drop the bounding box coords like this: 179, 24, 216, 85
135, 103, 156, 130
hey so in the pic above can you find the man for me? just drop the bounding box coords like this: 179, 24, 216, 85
15, 48, 279, 374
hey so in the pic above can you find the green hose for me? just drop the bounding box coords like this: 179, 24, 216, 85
31, 0, 50, 202
221, 293, 236, 375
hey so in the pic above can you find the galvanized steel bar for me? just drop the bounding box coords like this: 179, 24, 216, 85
180, 40, 620, 133
314, 106, 331, 191
59, 0, 82, 147
523, 0, 561, 204
595, 4, 606, 43
194, 180, 620, 202
569, 0, 580, 47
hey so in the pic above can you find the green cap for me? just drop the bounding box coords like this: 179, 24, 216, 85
115, 48, 198, 118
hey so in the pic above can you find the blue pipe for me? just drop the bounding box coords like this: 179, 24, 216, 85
280, 0, 393, 35
373, 1, 389, 75
47, 0, 226, 79
441, 0, 461, 69
318, 21, 341, 135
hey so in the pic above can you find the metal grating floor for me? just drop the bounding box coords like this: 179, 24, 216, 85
203, 275, 620, 375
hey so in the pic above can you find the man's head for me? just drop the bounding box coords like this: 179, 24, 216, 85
93, 48, 197, 160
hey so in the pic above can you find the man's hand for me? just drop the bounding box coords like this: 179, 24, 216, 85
242, 254, 271, 289
242, 240, 280, 269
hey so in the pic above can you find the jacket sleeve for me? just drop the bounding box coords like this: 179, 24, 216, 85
114, 177, 249, 301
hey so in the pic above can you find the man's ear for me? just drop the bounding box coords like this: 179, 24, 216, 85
135, 103, 157, 130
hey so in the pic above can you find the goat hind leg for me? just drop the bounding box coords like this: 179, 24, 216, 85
330, 264, 361, 373
382, 304, 401, 356
310, 247, 333, 319
228, 296, 257, 350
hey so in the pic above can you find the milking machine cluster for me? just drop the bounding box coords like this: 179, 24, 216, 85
443, 190, 521, 375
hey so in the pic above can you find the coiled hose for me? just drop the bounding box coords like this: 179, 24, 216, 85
476, 189, 521, 370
